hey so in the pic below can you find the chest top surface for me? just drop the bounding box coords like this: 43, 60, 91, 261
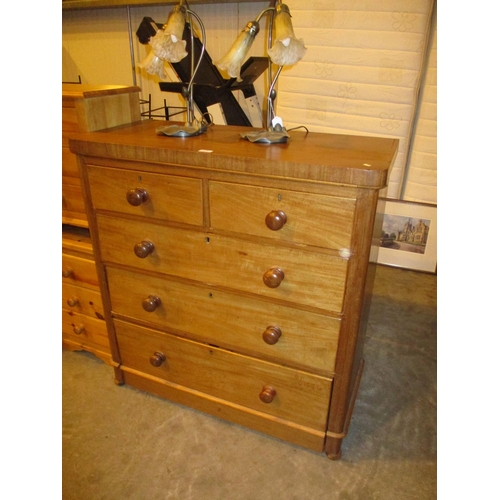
69, 120, 398, 188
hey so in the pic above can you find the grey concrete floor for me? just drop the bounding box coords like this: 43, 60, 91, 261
62, 264, 437, 500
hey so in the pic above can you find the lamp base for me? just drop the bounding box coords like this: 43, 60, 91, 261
240, 123, 290, 144
156, 123, 207, 137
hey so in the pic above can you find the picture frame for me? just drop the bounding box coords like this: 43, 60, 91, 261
370, 198, 437, 273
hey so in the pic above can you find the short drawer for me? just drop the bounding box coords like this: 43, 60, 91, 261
97, 215, 348, 313
107, 267, 340, 374
62, 147, 79, 178
62, 282, 104, 319
114, 319, 332, 430
87, 165, 204, 226
62, 309, 109, 350
62, 177, 86, 216
62, 253, 99, 290
209, 181, 355, 250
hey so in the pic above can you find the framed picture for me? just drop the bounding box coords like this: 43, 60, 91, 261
370, 198, 437, 273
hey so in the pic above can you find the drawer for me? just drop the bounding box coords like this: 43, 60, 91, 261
97, 215, 348, 313
107, 267, 340, 374
62, 253, 99, 290
62, 282, 104, 319
87, 165, 204, 226
209, 181, 356, 250
62, 147, 79, 178
62, 176, 86, 215
62, 309, 110, 350
62, 106, 79, 147
114, 319, 332, 430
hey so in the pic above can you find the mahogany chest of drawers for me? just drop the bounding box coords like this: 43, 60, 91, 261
70, 120, 397, 458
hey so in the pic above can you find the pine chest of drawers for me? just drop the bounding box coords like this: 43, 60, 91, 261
70, 120, 397, 459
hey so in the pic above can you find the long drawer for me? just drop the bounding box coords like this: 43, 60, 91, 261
97, 214, 348, 313
114, 319, 332, 430
107, 266, 340, 374
87, 165, 204, 226
209, 181, 355, 250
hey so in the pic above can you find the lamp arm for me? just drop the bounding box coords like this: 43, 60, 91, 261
185, 8, 206, 125
267, 65, 283, 128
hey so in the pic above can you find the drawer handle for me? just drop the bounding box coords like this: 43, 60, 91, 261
142, 295, 161, 312
126, 188, 149, 206
150, 352, 166, 367
73, 324, 85, 335
134, 240, 155, 258
62, 267, 74, 278
265, 210, 287, 231
259, 386, 277, 404
263, 267, 284, 288
262, 326, 282, 345
66, 297, 80, 307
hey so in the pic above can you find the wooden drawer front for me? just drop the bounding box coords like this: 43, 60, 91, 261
62, 177, 86, 215
62, 309, 109, 349
62, 147, 79, 178
115, 320, 332, 430
209, 181, 355, 249
97, 215, 347, 312
62, 253, 99, 290
87, 165, 204, 226
62, 282, 104, 319
107, 267, 340, 374
62, 106, 79, 147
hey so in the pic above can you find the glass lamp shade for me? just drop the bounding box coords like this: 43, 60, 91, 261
137, 50, 168, 79
149, 5, 188, 63
268, 4, 306, 66
216, 21, 260, 81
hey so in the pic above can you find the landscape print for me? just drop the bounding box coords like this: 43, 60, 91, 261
380, 214, 431, 254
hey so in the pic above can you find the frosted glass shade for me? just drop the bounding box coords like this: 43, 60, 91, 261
268, 4, 306, 66
150, 5, 188, 63
216, 21, 259, 81
137, 50, 168, 80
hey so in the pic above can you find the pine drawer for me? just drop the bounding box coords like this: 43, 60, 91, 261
107, 266, 340, 375
97, 214, 348, 313
209, 181, 356, 250
114, 319, 332, 431
62, 309, 109, 350
62, 282, 105, 319
87, 165, 204, 226
62, 253, 99, 290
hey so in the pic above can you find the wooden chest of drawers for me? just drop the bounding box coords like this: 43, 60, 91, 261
70, 120, 397, 458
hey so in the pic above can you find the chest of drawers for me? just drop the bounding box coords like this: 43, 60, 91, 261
70, 120, 397, 459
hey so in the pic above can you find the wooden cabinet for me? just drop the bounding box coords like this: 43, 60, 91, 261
70, 120, 398, 458
62, 84, 141, 362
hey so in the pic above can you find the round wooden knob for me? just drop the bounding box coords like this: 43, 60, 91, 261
73, 324, 85, 335
66, 297, 79, 307
263, 268, 284, 288
265, 210, 287, 231
150, 352, 166, 367
62, 268, 74, 278
259, 386, 276, 404
142, 295, 161, 312
262, 326, 282, 345
126, 188, 149, 206
134, 240, 155, 258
